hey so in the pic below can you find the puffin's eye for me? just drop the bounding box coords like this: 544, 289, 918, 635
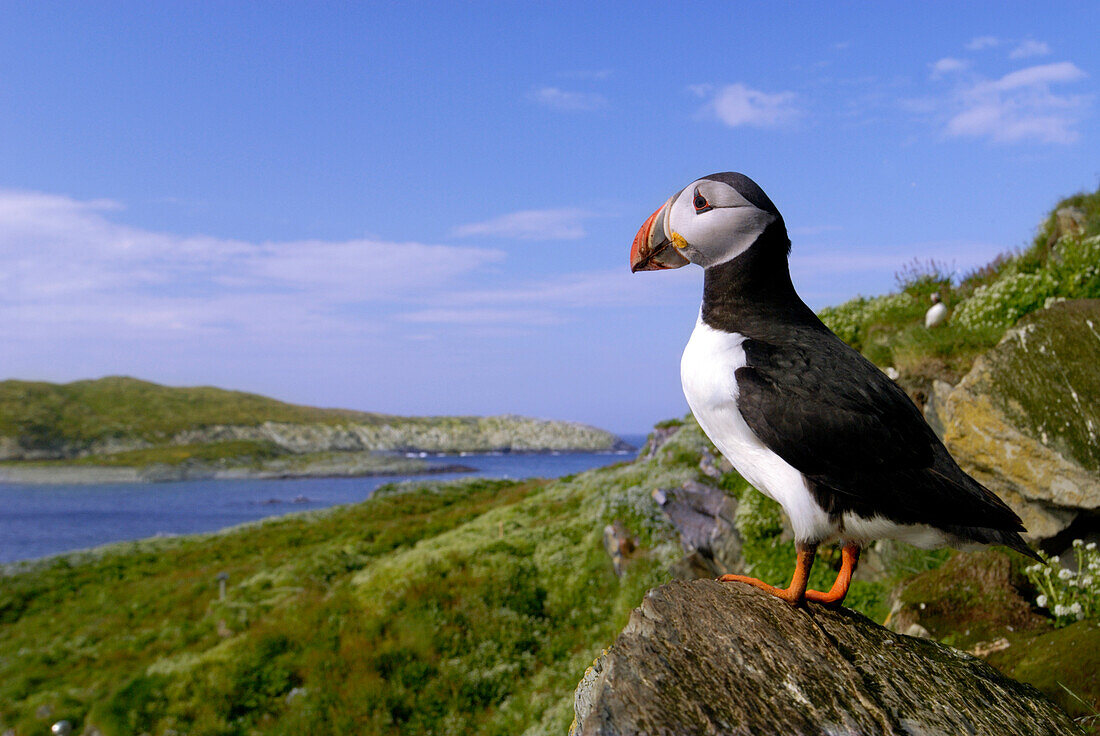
693, 191, 711, 212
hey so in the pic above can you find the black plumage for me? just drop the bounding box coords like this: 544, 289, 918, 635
701, 219, 1037, 559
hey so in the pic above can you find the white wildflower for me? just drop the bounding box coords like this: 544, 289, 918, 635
1058, 568, 1074, 580
1051, 555, 1060, 564
1087, 542, 1097, 551
1054, 604, 1069, 617
1083, 576, 1095, 588
1036, 594, 1048, 608
1073, 539, 1084, 548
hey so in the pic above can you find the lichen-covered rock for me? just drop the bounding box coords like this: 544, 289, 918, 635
571, 580, 1079, 736
941, 299, 1100, 540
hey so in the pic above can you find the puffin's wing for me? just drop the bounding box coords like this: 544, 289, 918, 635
735, 332, 1023, 530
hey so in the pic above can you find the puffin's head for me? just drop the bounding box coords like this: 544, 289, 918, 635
630, 172, 783, 272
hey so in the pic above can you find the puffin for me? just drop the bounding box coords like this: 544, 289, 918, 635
925, 292, 949, 328
630, 172, 1038, 606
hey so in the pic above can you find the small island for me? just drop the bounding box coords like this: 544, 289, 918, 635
0, 377, 631, 484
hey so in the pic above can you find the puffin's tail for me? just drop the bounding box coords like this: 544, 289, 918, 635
947, 524, 1042, 562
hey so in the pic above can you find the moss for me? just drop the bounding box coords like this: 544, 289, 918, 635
987, 622, 1100, 729
969, 300, 1100, 473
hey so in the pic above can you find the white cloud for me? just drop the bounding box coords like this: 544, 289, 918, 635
930, 57, 970, 78
943, 62, 1090, 143
696, 83, 801, 128
527, 87, 607, 111
452, 208, 595, 240
1009, 40, 1051, 59
0, 189, 505, 342
966, 36, 1001, 51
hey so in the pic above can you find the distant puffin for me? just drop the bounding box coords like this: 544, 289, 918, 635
925, 292, 948, 328
631, 172, 1037, 606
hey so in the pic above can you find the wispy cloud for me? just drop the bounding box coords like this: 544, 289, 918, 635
930, 57, 970, 79
527, 87, 607, 111
452, 208, 596, 240
693, 83, 801, 128
395, 266, 700, 326
1009, 40, 1051, 59
966, 36, 1001, 51
942, 61, 1090, 144
560, 69, 613, 81
0, 189, 505, 342
399, 308, 562, 325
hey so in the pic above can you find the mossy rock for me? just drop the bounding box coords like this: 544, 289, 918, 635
941, 299, 1100, 539
978, 299, 1100, 474
891, 549, 1048, 650
987, 621, 1100, 731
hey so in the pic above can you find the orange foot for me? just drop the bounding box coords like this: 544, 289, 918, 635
718, 542, 862, 607
718, 545, 816, 606
804, 543, 860, 605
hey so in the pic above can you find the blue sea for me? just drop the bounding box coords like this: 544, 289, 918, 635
0, 436, 647, 564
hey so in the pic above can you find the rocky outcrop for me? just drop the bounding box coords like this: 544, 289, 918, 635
653, 480, 742, 578
935, 299, 1100, 541
571, 580, 1079, 736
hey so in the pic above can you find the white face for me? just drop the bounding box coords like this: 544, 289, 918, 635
665, 178, 778, 268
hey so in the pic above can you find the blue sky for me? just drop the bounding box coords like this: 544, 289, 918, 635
1, 2, 1097, 433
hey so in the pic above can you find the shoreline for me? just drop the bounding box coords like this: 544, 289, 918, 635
0, 456, 477, 486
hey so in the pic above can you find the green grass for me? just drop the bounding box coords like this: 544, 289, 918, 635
0, 376, 394, 448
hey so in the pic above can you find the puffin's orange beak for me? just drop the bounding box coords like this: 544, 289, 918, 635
630, 197, 689, 272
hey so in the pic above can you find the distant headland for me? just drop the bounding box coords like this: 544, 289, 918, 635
0, 376, 632, 483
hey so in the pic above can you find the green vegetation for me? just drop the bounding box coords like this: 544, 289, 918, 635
817, 184, 1100, 399
0, 421, 709, 736
0, 376, 390, 447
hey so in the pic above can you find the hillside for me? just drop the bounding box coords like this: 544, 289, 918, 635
818, 185, 1100, 406
0, 377, 629, 474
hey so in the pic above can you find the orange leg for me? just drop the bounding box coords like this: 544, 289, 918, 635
718, 543, 816, 606
805, 542, 860, 605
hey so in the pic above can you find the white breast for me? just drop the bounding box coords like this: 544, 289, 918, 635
680, 316, 832, 543
925, 302, 948, 328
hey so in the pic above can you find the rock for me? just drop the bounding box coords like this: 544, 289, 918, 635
571, 579, 1078, 736
922, 378, 954, 441
640, 422, 684, 459
939, 299, 1100, 540
1055, 207, 1086, 239
602, 521, 638, 577
652, 481, 742, 577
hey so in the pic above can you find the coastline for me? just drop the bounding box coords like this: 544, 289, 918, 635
0, 453, 476, 485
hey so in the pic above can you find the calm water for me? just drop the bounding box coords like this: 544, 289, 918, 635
0, 439, 646, 564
